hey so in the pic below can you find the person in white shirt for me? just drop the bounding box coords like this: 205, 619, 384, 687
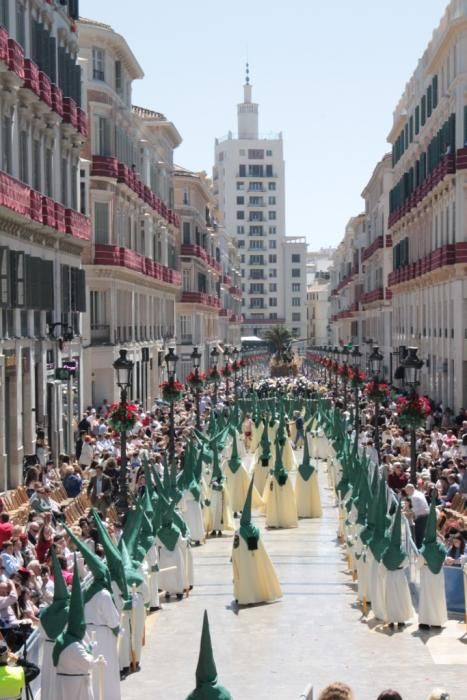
405, 483, 430, 548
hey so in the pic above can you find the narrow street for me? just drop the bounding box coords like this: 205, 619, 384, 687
122, 460, 467, 700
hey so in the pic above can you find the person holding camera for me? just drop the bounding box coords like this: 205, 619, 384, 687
0, 637, 39, 699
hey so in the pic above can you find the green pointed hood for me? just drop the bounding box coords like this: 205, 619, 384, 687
53, 555, 85, 666
259, 423, 271, 463
298, 433, 314, 481
208, 411, 218, 436
39, 547, 70, 640
239, 477, 260, 545
92, 509, 129, 600
273, 441, 288, 486
182, 450, 201, 502
355, 471, 371, 526
420, 497, 446, 574
185, 610, 232, 700
368, 478, 391, 562
122, 505, 145, 561
118, 538, 145, 587
157, 499, 182, 552
382, 502, 406, 571
63, 523, 112, 602
227, 433, 242, 474
211, 449, 224, 486
360, 468, 380, 545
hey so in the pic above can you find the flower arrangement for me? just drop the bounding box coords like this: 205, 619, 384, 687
348, 368, 366, 387
396, 394, 431, 429
231, 360, 241, 373
186, 371, 206, 388
206, 367, 221, 384
160, 379, 184, 402
222, 364, 232, 378
107, 401, 138, 432
337, 364, 351, 379
364, 380, 390, 403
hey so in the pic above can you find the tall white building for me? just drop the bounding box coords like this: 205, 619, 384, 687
214, 67, 305, 339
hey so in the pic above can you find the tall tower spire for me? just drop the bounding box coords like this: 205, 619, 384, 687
238, 63, 258, 139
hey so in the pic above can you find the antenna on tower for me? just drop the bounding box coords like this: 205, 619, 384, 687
245, 61, 250, 85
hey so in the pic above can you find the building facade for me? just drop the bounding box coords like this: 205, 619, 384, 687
214, 69, 290, 338
78, 19, 181, 410
283, 236, 308, 339
0, 0, 89, 486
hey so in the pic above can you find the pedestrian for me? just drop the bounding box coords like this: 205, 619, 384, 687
293, 410, 305, 449
405, 483, 430, 548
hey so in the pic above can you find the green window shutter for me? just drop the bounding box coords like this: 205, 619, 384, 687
0, 247, 9, 307
42, 261, 54, 311
76, 269, 86, 312
409, 116, 414, 143
427, 86, 432, 118
61, 264, 70, 313
415, 106, 420, 134
404, 124, 409, 150
432, 75, 438, 109
421, 96, 426, 126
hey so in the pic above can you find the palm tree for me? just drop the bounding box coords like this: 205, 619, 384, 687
264, 325, 292, 362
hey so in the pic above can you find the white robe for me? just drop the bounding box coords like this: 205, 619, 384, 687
85, 588, 121, 700
39, 622, 56, 700
55, 641, 97, 700
384, 560, 414, 624
110, 582, 129, 672
181, 490, 205, 543
417, 556, 448, 626
131, 585, 149, 664
264, 475, 298, 529
369, 556, 387, 621
210, 485, 235, 532
294, 470, 322, 518
145, 543, 160, 609
232, 534, 282, 605
156, 535, 186, 595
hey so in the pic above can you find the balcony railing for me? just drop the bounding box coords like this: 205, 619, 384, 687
180, 291, 221, 308
91, 155, 179, 229
361, 235, 384, 262
388, 242, 467, 288
360, 287, 384, 305
91, 324, 111, 345
93, 244, 181, 287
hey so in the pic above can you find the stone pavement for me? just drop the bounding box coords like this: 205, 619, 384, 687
122, 460, 467, 700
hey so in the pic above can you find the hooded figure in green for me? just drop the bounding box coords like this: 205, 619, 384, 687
231, 477, 282, 605
417, 497, 448, 627
156, 500, 187, 599
382, 502, 414, 625
53, 556, 103, 700
185, 611, 232, 700
264, 442, 298, 529
252, 422, 272, 496
225, 429, 263, 514
40, 547, 70, 700
295, 429, 322, 518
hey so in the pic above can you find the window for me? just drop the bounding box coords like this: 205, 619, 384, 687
236, 196, 244, 204
92, 47, 105, 81
268, 211, 276, 220
249, 211, 263, 221
421, 95, 426, 126
292, 283, 300, 292
248, 149, 264, 159
0, 247, 9, 306
249, 226, 263, 235
182, 222, 191, 244
249, 196, 263, 206
266, 165, 273, 176
2, 114, 12, 174
292, 298, 300, 306
249, 165, 263, 177
268, 182, 276, 191
269, 240, 276, 249
269, 268, 277, 278
15, 1, 25, 48
269, 312, 277, 320
268, 254, 277, 263
269, 226, 276, 234
291, 253, 301, 262
269, 283, 277, 292
237, 225, 245, 234
250, 283, 264, 293
61, 157, 68, 206
249, 240, 263, 250
249, 255, 264, 265
250, 298, 264, 308
95, 116, 112, 157
45, 149, 53, 198
94, 202, 109, 244
237, 181, 245, 190
268, 196, 276, 205
292, 312, 301, 321
269, 297, 277, 307
291, 268, 301, 277
237, 240, 245, 248
415, 105, 420, 135
239, 165, 246, 177
9, 251, 25, 307
249, 182, 263, 191
183, 189, 190, 205
32, 139, 41, 191
115, 60, 123, 97
19, 130, 28, 184
266, 150, 272, 156
71, 164, 78, 210
0, 0, 9, 29
237, 211, 244, 220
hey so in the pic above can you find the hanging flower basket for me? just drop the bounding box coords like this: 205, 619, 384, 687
231, 360, 241, 373
364, 380, 390, 403
396, 394, 431, 429
222, 365, 232, 378
348, 369, 366, 388
337, 364, 351, 379
186, 371, 206, 389
160, 379, 184, 403
206, 367, 221, 384
107, 401, 138, 433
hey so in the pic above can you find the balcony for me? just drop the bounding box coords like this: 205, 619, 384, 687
230, 314, 243, 322
219, 308, 233, 318
91, 324, 111, 345
361, 236, 384, 262
93, 244, 181, 287
360, 287, 384, 305
65, 209, 91, 241
91, 155, 179, 228
222, 274, 233, 286
180, 291, 221, 308
243, 317, 285, 324
388, 242, 467, 288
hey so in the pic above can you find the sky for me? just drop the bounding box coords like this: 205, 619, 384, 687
80, 0, 449, 248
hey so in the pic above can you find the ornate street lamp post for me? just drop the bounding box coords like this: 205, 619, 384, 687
224, 346, 231, 401
333, 346, 340, 393
191, 346, 202, 430
401, 347, 424, 485
342, 344, 350, 410
368, 345, 384, 463
351, 345, 362, 446
165, 347, 179, 467
113, 349, 134, 514
210, 346, 219, 406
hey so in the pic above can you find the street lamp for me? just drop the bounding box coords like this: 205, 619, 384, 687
342, 344, 350, 409
368, 345, 384, 463
351, 345, 362, 446
333, 346, 340, 392
210, 346, 219, 406
113, 349, 134, 514
165, 346, 179, 467
402, 346, 424, 485
224, 346, 232, 401
191, 346, 202, 430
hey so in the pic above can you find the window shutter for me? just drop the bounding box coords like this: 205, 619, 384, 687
427, 85, 432, 117
61, 264, 70, 313
415, 106, 420, 134
421, 96, 426, 126
42, 260, 54, 311
49, 35, 56, 84
432, 75, 438, 109
0, 247, 9, 307
94, 202, 109, 244
76, 269, 86, 312
0, 0, 9, 30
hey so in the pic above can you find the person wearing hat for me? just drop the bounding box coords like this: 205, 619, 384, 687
53, 556, 107, 700
295, 430, 322, 518
185, 611, 232, 700
39, 548, 70, 700
382, 502, 414, 627
231, 477, 282, 605
264, 442, 298, 528
0, 637, 39, 699
417, 498, 448, 629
